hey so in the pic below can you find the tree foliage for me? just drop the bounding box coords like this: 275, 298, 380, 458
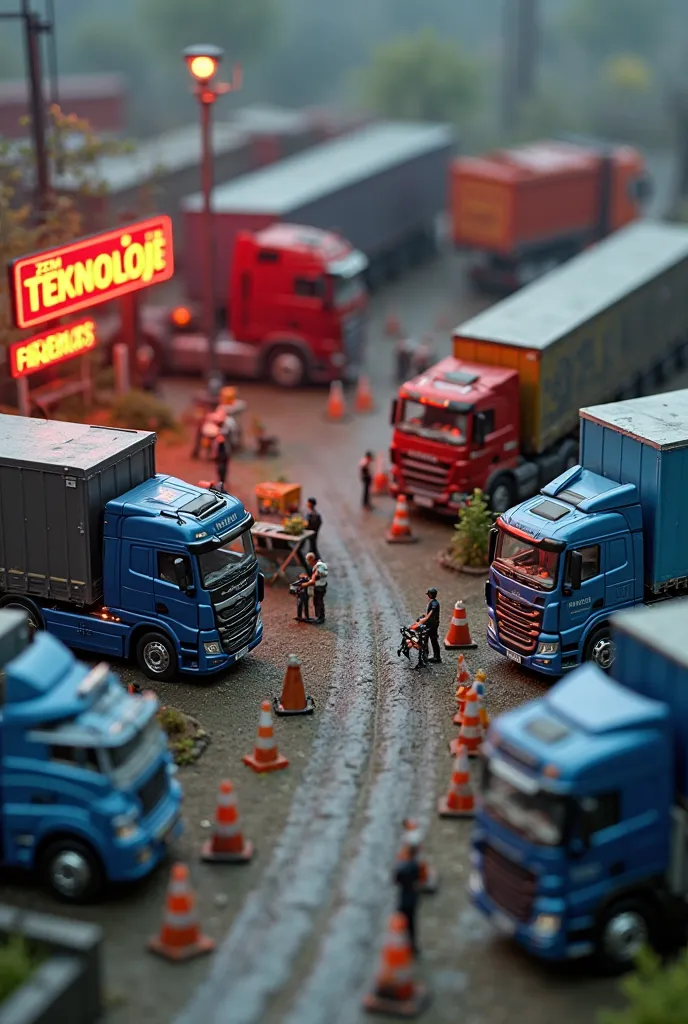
564, 0, 667, 59
598, 947, 688, 1024
602, 55, 652, 95
135, 0, 279, 63
357, 29, 481, 125
450, 489, 493, 568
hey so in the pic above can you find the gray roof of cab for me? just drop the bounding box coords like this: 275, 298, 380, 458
181, 121, 456, 214
454, 221, 688, 352
0, 415, 154, 474
580, 388, 688, 450
612, 599, 688, 668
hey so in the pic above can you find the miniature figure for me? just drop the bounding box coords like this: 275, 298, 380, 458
213, 432, 229, 488
394, 826, 422, 956
306, 497, 322, 559
360, 450, 374, 509
305, 551, 328, 623
290, 572, 312, 622
415, 588, 442, 663
395, 336, 412, 383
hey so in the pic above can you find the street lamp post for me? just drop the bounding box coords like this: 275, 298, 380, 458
183, 45, 241, 399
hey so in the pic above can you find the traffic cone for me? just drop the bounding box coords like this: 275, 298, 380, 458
384, 313, 401, 337
355, 375, 374, 413
386, 495, 418, 544
372, 452, 389, 496
443, 601, 476, 649
362, 913, 430, 1017
147, 863, 215, 962
456, 653, 470, 687
273, 655, 314, 716
201, 781, 254, 863
452, 685, 482, 757
326, 380, 346, 420
399, 819, 438, 894
243, 700, 289, 773
475, 682, 490, 733
438, 746, 475, 818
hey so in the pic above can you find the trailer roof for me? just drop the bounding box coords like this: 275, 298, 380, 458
0, 416, 154, 474
580, 389, 688, 450
612, 600, 688, 670
454, 221, 688, 351
181, 121, 455, 214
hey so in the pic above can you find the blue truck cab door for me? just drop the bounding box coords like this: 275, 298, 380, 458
603, 535, 635, 610
567, 789, 628, 931
153, 551, 199, 644
559, 544, 606, 649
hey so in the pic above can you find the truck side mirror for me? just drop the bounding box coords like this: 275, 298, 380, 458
390, 399, 398, 426
473, 412, 487, 446
569, 550, 583, 591
488, 527, 498, 565
173, 557, 191, 593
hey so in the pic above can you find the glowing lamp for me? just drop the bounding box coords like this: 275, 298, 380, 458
183, 44, 223, 84
172, 305, 192, 327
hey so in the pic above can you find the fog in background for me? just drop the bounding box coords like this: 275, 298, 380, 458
1, 0, 688, 152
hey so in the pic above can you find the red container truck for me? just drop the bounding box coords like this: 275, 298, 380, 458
451, 138, 650, 293
390, 220, 688, 514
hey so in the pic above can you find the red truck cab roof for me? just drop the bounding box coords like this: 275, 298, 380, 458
250, 223, 357, 263
400, 355, 517, 408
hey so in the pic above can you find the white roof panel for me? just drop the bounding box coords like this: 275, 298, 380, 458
181, 121, 455, 214
580, 388, 688, 450
454, 222, 688, 351
613, 599, 688, 668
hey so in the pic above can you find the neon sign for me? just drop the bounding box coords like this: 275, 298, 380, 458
9, 318, 97, 379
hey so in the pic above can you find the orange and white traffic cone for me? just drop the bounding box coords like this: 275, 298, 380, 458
476, 682, 490, 734
326, 380, 346, 420
438, 745, 475, 819
273, 655, 314, 716
355, 375, 374, 413
384, 313, 402, 338
398, 819, 438, 894
451, 653, 472, 725
452, 685, 482, 757
456, 653, 470, 687
444, 601, 476, 649
201, 781, 254, 863
243, 700, 289, 773
386, 495, 418, 544
362, 913, 430, 1016
372, 452, 389, 496
147, 863, 215, 962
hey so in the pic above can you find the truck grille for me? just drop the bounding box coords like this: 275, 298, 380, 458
495, 590, 543, 654
398, 453, 452, 496
137, 764, 169, 817
217, 595, 258, 655
483, 845, 536, 923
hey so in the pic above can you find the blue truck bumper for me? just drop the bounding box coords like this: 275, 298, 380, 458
471, 886, 578, 960
197, 620, 264, 676
487, 631, 565, 677
106, 781, 183, 884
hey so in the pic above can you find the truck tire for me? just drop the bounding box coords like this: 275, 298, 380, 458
39, 838, 104, 904
136, 631, 178, 681
487, 474, 516, 514
584, 624, 615, 672
594, 898, 656, 974
0, 596, 43, 636
267, 347, 308, 388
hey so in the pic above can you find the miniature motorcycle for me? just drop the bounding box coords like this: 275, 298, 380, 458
398, 622, 430, 670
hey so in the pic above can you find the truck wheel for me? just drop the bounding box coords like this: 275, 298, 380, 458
487, 475, 516, 514
136, 631, 178, 681
0, 597, 43, 636
595, 899, 655, 974
39, 838, 104, 904
584, 625, 615, 672
267, 348, 308, 388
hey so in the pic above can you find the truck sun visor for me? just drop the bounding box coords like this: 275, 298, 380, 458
556, 490, 585, 507
530, 500, 570, 522
442, 370, 479, 386
524, 717, 571, 744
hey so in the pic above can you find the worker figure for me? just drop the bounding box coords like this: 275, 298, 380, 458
395, 336, 413, 383
415, 587, 442, 663
305, 552, 328, 624
306, 497, 322, 560
213, 432, 229, 488
360, 451, 374, 509
136, 343, 158, 392
394, 827, 422, 957
294, 572, 312, 622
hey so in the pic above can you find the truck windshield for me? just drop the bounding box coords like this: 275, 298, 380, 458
397, 400, 467, 445
198, 529, 255, 588
494, 528, 559, 590
482, 763, 567, 846
331, 273, 366, 308
108, 720, 157, 770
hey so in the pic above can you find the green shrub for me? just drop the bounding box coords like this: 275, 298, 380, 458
0, 936, 40, 1003
599, 947, 688, 1023
282, 514, 307, 536
109, 390, 176, 432
450, 488, 493, 568
157, 706, 186, 737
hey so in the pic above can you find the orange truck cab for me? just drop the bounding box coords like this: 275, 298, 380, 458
450, 139, 650, 293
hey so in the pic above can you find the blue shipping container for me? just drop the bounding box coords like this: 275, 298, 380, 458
580, 390, 688, 591
612, 601, 688, 796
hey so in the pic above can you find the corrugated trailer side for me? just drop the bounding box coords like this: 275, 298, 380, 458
184, 211, 276, 304
612, 602, 688, 796
0, 419, 156, 607
512, 167, 599, 250
450, 162, 514, 251
580, 390, 688, 592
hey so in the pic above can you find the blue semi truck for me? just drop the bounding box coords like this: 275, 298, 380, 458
0, 608, 182, 902
486, 388, 688, 676
0, 415, 264, 680
471, 599, 688, 971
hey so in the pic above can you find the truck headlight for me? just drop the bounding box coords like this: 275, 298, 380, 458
204, 641, 222, 655
532, 914, 561, 938
113, 813, 140, 841
487, 617, 496, 638
256, 612, 263, 631
468, 869, 484, 895
536, 641, 559, 656
450, 492, 465, 504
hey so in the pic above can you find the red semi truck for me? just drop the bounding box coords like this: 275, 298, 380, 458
390, 221, 688, 514
451, 138, 650, 293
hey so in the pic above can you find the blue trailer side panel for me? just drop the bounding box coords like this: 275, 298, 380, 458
581, 415, 688, 590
